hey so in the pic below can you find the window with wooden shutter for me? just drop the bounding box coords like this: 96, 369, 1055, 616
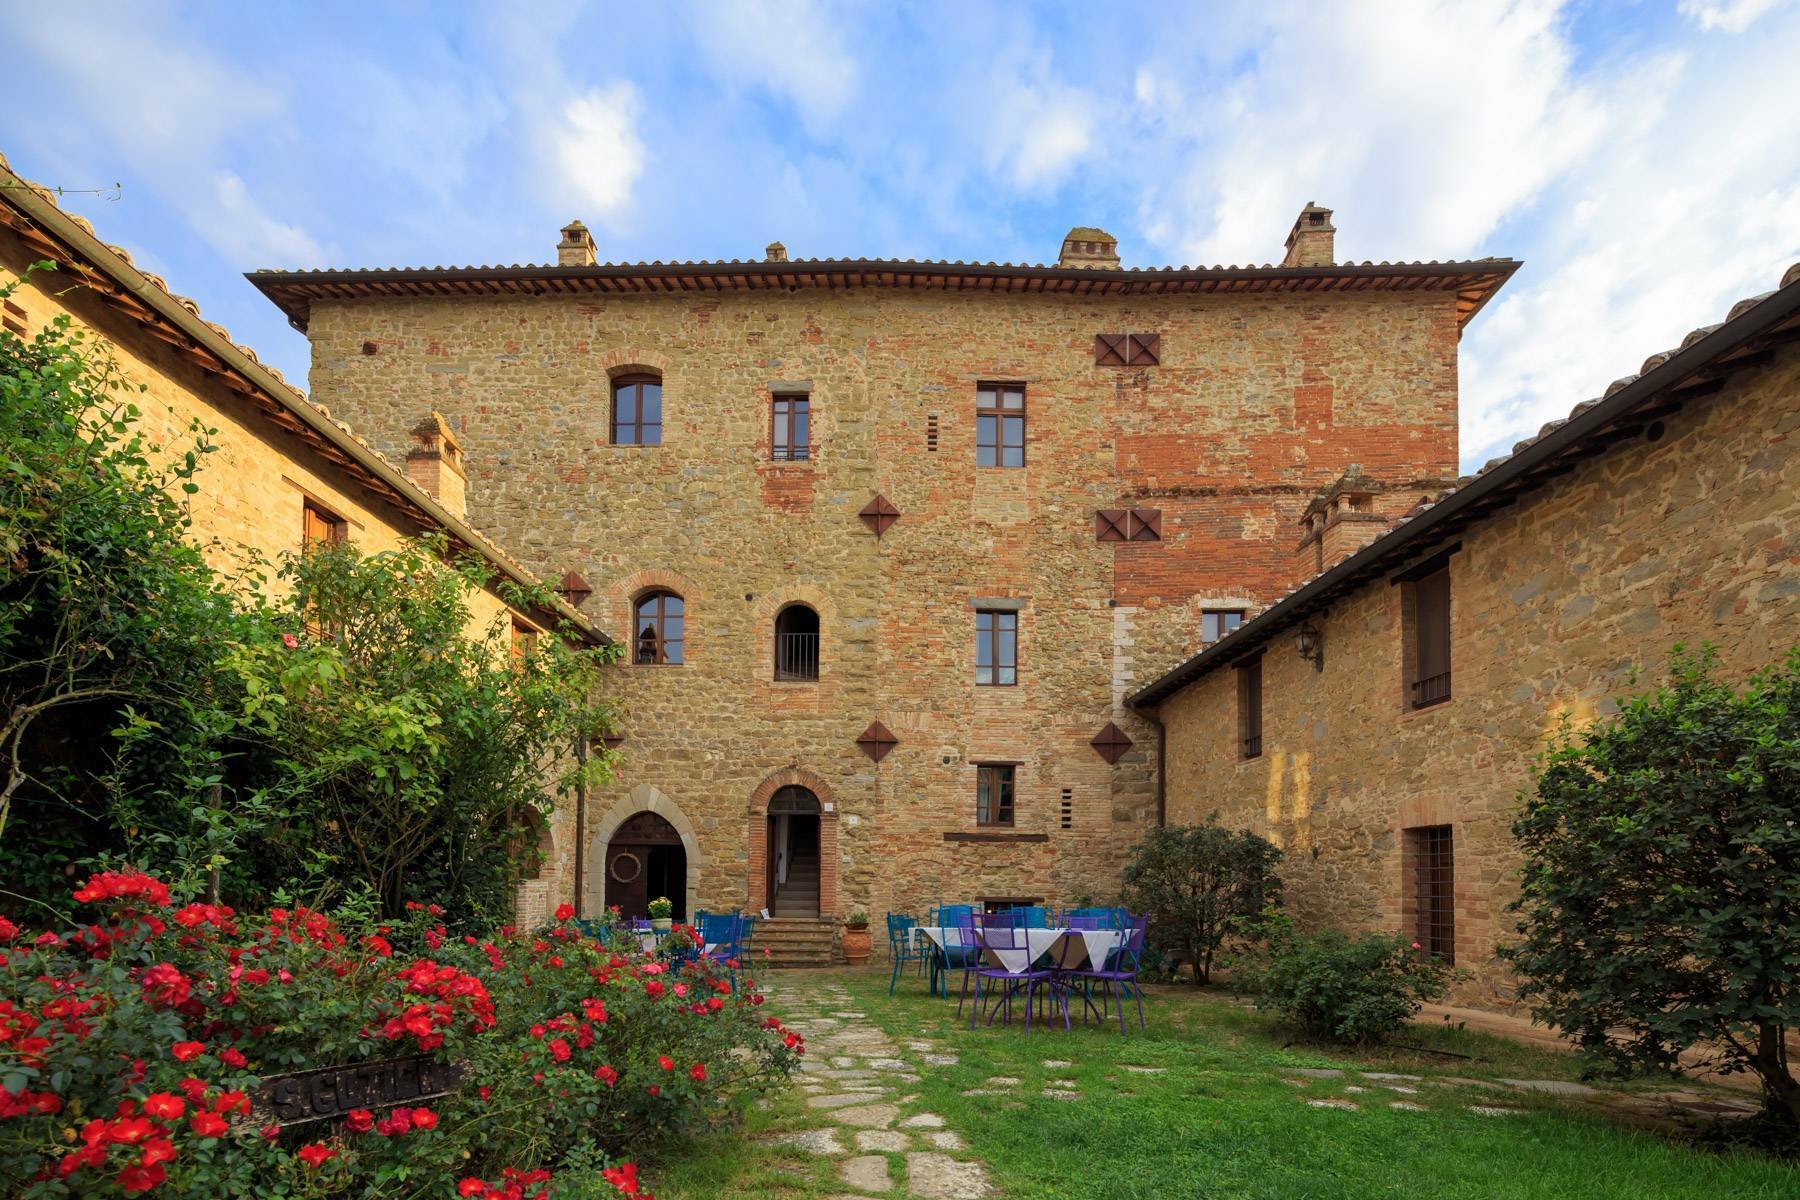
1408, 566, 1452, 708
1095, 509, 1129, 542
302, 499, 347, 549
1237, 657, 1263, 760
1128, 508, 1161, 541
1094, 332, 1161, 366
976, 763, 1016, 827
510, 619, 539, 664
976, 383, 1025, 468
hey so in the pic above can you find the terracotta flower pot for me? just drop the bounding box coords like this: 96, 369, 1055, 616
841, 927, 872, 965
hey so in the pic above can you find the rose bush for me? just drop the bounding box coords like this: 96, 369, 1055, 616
0, 870, 802, 1197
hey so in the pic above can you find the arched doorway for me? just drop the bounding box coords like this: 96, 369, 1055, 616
605, 812, 687, 921
766, 785, 821, 917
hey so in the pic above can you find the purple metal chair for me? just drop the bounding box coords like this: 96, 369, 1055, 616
947, 907, 983, 1017
970, 912, 1067, 1033
1066, 913, 1148, 1033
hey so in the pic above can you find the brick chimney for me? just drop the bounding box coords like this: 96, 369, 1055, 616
1281, 203, 1335, 268
1058, 227, 1120, 269
557, 220, 596, 267
1296, 466, 1385, 575
406, 412, 467, 520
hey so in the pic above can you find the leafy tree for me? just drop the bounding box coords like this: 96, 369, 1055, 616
235, 536, 622, 927
0, 269, 261, 904
1506, 646, 1800, 1127
1121, 818, 1283, 984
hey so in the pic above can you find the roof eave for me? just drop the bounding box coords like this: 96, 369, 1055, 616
1127, 270, 1800, 709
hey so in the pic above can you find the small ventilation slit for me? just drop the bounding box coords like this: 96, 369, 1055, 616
1060, 789, 1073, 830
926, 413, 940, 452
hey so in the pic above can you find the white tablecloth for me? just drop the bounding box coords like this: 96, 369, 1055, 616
917, 925, 1123, 973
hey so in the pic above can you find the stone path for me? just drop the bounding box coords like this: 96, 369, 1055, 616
1277, 1065, 1764, 1132
761, 975, 995, 1199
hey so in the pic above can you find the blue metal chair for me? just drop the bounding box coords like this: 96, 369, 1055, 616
930, 905, 977, 1001
970, 913, 1067, 1033
887, 914, 929, 995
1066, 913, 1149, 1033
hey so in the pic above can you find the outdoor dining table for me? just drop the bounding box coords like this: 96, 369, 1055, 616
914, 924, 1124, 996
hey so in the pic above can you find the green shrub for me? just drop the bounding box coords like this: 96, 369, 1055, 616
1242, 918, 1455, 1043
1121, 819, 1283, 984
1506, 646, 1800, 1127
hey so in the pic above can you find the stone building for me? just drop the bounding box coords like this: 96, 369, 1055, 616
251, 206, 1517, 959
1132, 262, 1800, 1004
0, 154, 605, 926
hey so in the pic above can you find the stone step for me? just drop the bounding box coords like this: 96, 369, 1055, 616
751, 917, 836, 966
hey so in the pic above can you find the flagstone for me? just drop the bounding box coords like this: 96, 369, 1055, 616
898, 1112, 947, 1129
832, 1103, 902, 1129
771, 1128, 847, 1155
905, 1152, 993, 1199
855, 1130, 910, 1152
840, 1155, 892, 1193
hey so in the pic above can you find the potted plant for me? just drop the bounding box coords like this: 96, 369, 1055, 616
841, 910, 872, 965
647, 895, 674, 934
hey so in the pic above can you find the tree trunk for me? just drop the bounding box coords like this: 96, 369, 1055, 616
1754, 1022, 1800, 1128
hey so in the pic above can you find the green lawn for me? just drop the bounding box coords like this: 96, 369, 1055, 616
642, 968, 1797, 1200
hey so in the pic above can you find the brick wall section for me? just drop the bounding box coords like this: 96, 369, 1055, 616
1155, 346, 1800, 1005
298, 283, 1464, 935
0, 234, 576, 926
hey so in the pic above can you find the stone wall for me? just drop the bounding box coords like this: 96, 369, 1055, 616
298, 281, 1465, 931
0, 235, 576, 924
1155, 345, 1800, 1005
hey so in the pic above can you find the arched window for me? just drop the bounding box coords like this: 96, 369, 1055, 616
634, 591, 684, 664
773, 604, 819, 681
612, 373, 662, 446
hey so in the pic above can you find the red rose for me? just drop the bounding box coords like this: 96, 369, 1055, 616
297, 1143, 336, 1168
458, 1181, 487, 1198
118, 1164, 167, 1194
657, 1055, 674, 1071
555, 903, 575, 921
344, 1109, 374, 1133
548, 1038, 571, 1062
594, 1065, 618, 1087
219, 1047, 248, 1069
142, 1093, 185, 1120
190, 1111, 229, 1138
171, 1041, 205, 1062
412, 1107, 439, 1131
647, 1085, 660, 1097
282, 633, 299, 649
689, 1062, 707, 1082
138, 1137, 177, 1168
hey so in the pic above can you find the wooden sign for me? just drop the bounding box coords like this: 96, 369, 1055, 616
255, 1055, 466, 1125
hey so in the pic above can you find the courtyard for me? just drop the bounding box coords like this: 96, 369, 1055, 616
643, 970, 1795, 1200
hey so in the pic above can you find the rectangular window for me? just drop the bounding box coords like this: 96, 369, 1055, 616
976, 764, 1016, 827
1237, 657, 1263, 760
302, 498, 347, 549
975, 383, 1025, 468
975, 609, 1017, 686
510, 619, 539, 664
1202, 609, 1245, 643
1408, 566, 1452, 708
1407, 825, 1455, 964
611, 375, 663, 446
771, 394, 810, 461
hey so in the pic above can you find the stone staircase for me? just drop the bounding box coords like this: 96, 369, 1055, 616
753, 917, 836, 968
771, 852, 820, 917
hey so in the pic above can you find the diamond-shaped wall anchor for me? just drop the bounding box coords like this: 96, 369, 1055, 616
1090, 721, 1133, 764
859, 494, 901, 536
856, 720, 899, 763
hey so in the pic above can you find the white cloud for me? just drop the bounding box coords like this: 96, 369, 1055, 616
993, 81, 1097, 188
684, 0, 859, 126
551, 84, 647, 216
207, 172, 328, 267
1678, 0, 1784, 33
1134, 0, 1604, 267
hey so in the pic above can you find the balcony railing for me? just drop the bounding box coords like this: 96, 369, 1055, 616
1410, 671, 1452, 709
775, 631, 820, 681
770, 444, 811, 462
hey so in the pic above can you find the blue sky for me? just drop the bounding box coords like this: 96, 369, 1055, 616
3, 0, 1796, 470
